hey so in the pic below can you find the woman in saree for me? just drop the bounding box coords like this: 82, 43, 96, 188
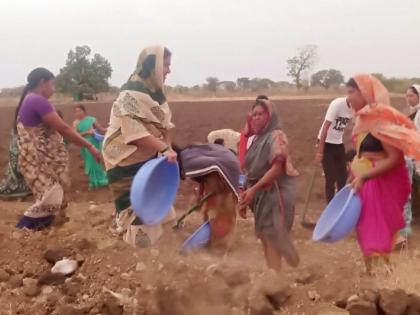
238, 98, 299, 271
103, 45, 177, 248
0, 128, 32, 199
347, 74, 420, 275
73, 105, 108, 189
15, 67, 101, 230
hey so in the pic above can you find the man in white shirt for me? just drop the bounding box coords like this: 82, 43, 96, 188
315, 97, 353, 202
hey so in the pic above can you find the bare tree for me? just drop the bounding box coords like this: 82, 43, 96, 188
287, 45, 318, 89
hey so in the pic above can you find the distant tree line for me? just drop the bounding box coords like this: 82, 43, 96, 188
1, 44, 420, 98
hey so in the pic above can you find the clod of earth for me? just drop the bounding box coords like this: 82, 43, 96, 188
378, 289, 409, 315
76, 238, 96, 251
38, 271, 67, 286
22, 278, 40, 297
58, 305, 85, 315
406, 294, 420, 315
0, 269, 10, 282
308, 290, 321, 302
101, 297, 124, 315
346, 298, 378, 315
295, 270, 315, 285
8, 274, 23, 289
44, 248, 67, 264
135, 262, 146, 272
224, 269, 251, 287
63, 281, 81, 297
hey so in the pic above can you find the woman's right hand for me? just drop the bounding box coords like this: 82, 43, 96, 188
163, 149, 177, 163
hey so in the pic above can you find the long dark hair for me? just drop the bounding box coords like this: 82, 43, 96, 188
14, 68, 55, 129
346, 78, 359, 90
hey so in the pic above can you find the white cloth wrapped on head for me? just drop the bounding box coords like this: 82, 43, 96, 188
207, 129, 240, 154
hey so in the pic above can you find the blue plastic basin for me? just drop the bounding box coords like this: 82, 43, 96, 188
180, 221, 211, 253
313, 185, 362, 242
93, 129, 104, 142
130, 157, 180, 225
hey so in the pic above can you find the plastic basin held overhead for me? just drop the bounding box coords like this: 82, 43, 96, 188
93, 129, 104, 142
130, 157, 180, 226
313, 185, 362, 243
180, 221, 211, 254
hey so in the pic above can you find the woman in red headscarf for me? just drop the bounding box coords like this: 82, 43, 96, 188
347, 74, 420, 275
238, 97, 299, 271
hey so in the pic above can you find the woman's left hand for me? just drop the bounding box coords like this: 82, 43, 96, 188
351, 176, 365, 192
239, 187, 257, 208
89, 146, 102, 163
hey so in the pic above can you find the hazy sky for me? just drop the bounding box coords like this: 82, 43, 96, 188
1, 0, 419, 88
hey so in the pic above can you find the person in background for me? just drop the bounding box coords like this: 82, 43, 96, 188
207, 129, 240, 154
238, 95, 272, 170
397, 84, 420, 245
406, 85, 420, 130
347, 74, 420, 275
103, 45, 177, 248
238, 98, 299, 271
73, 105, 108, 189
315, 97, 353, 203
0, 122, 32, 199
15, 68, 101, 230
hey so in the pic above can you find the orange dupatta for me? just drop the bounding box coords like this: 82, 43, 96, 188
352, 74, 420, 161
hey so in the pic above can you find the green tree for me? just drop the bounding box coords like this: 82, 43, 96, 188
287, 45, 318, 89
311, 69, 344, 89
249, 78, 274, 91
55, 45, 112, 95
220, 81, 237, 92
205, 77, 220, 93
237, 77, 251, 90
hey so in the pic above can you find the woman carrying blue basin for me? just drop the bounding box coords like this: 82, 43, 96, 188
103, 45, 177, 248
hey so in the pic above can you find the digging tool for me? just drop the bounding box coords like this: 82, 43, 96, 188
301, 166, 318, 229
173, 191, 216, 230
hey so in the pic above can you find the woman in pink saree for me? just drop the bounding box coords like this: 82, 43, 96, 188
347, 74, 420, 275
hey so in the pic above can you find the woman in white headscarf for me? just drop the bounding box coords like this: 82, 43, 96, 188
407, 85, 420, 130
399, 84, 420, 244
103, 45, 177, 247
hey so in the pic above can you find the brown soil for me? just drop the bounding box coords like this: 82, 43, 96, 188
0, 97, 418, 315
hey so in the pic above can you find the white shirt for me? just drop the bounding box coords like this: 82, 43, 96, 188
317, 97, 353, 144
207, 129, 240, 153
